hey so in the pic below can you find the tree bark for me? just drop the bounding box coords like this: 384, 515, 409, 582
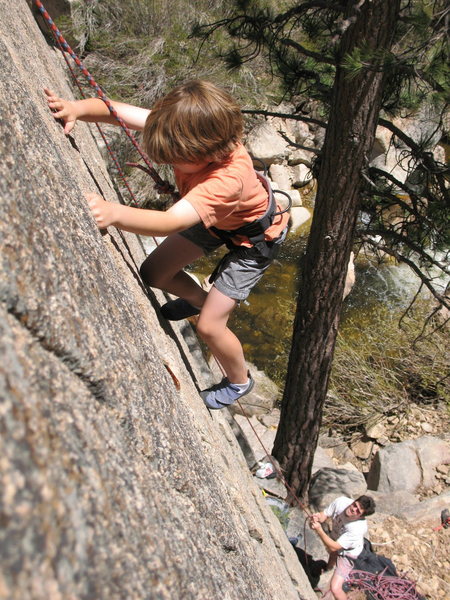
272, 0, 401, 500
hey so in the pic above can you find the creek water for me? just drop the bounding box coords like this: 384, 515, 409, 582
141, 207, 442, 388
180, 220, 435, 387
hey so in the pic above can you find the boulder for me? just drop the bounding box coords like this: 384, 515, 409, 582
309, 468, 367, 512
267, 163, 304, 207
366, 490, 418, 519
414, 435, 450, 488
367, 436, 450, 493
269, 163, 293, 190
290, 207, 311, 232
351, 438, 374, 461
338, 462, 360, 472
245, 122, 291, 165
365, 419, 387, 440
318, 435, 357, 465
367, 440, 420, 493
312, 447, 335, 473
313, 128, 326, 147
371, 124, 392, 160
395, 489, 450, 524
420, 421, 433, 433
284, 188, 302, 208
292, 120, 315, 145
290, 160, 313, 187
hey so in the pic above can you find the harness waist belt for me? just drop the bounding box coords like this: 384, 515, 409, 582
210, 172, 278, 254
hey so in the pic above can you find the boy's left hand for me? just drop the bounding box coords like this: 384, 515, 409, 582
86, 193, 117, 229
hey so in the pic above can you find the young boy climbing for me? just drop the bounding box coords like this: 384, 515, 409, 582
45, 80, 289, 409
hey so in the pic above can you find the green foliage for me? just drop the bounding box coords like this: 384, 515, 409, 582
326, 301, 449, 434
66, 0, 276, 107
341, 47, 399, 81
193, 0, 342, 102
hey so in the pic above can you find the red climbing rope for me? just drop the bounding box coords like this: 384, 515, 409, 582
46, 25, 141, 207
347, 569, 424, 600
34, 0, 177, 201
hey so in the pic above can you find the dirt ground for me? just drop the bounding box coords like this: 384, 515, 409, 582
368, 516, 450, 599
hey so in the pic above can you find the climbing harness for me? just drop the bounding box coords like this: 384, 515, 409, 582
208, 166, 291, 284
34, 0, 177, 203
210, 168, 291, 259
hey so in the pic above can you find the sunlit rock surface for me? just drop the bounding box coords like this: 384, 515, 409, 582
0, 2, 317, 599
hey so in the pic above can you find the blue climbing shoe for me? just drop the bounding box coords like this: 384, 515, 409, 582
201, 372, 255, 409
160, 298, 200, 321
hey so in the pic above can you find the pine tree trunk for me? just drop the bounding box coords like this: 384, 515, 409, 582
272, 0, 401, 501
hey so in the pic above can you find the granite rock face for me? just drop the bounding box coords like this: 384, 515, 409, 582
0, 3, 316, 599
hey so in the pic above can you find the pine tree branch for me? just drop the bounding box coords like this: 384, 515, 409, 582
242, 108, 326, 128
367, 167, 446, 223
278, 37, 335, 65
378, 116, 444, 161
360, 227, 450, 275
273, 1, 346, 25
364, 168, 439, 226
277, 131, 321, 155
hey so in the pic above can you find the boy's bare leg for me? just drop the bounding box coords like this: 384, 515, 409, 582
141, 237, 248, 384
196, 286, 248, 384
140, 234, 207, 308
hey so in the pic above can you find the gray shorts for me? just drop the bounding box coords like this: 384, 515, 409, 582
180, 222, 286, 301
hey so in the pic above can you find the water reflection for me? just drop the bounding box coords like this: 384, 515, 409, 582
143, 222, 434, 387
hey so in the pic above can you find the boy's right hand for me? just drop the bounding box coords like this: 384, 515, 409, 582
44, 88, 79, 135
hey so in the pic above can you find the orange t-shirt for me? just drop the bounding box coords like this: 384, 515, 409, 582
173, 144, 289, 247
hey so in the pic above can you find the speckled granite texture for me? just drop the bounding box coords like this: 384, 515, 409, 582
0, 2, 316, 599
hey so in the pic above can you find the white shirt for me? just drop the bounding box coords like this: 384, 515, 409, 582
324, 496, 367, 558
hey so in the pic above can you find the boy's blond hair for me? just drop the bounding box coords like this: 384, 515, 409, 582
143, 80, 243, 165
